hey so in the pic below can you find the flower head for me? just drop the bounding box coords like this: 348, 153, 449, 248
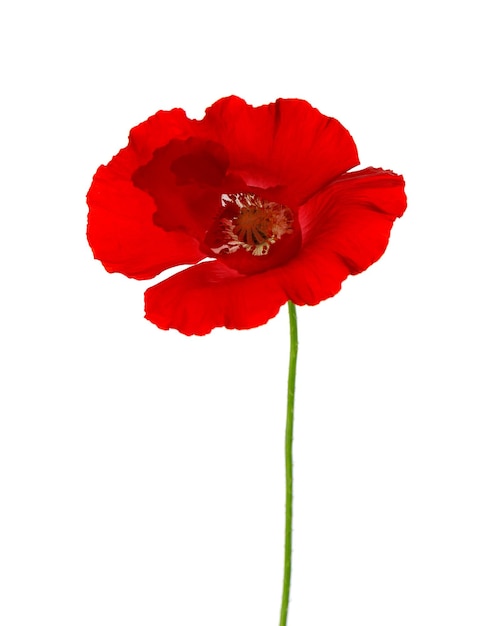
87, 96, 406, 335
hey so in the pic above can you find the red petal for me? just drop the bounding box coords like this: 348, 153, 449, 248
144, 262, 289, 335
282, 168, 407, 304
131, 137, 239, 240
87, 109, 204, 279
127, 107, 195, 164
87, 149, 204, 280
198, 96, 360, 205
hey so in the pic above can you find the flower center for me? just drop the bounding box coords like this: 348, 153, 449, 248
212, 193, 294, 256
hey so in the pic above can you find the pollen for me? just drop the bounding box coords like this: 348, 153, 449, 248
212, 193, 294, 256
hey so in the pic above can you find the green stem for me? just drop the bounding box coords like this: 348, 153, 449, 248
279, 301, 298, 626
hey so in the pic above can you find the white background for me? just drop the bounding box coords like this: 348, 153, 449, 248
1, 1, 494, 624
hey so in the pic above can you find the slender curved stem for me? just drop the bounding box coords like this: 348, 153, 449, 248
279, 301, 298, 626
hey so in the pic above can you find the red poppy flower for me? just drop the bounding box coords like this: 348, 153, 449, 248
87, 96, 406, 335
